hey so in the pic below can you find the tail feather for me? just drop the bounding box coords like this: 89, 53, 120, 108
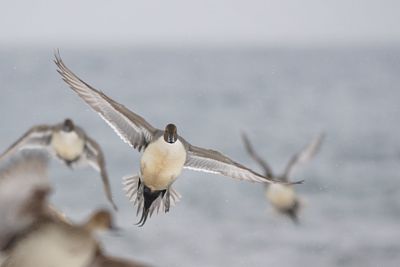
136, 199, 143, 216
122, 174, 181, 226
285, 199, 300, 225
127, 186, 138, 201
123, 177, 138, 201
135, 208, 149, 227
149, 197, 163, 217
170, 187, 182, 204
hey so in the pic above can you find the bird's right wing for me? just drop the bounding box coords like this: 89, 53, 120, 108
54, 52, 157, 152
241, 133, 274, 178
0, 125, 53, 162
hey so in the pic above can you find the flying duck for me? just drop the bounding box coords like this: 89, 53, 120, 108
1, 209, 118, 267
0, 119, 117, 210
54, 52, 303, 226
0, 152, 51, 252
242, 133, 324, 223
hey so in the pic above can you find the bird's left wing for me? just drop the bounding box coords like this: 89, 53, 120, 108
184, 144, 303, 184
282, 133, 324, 179
83, 136, 118, 210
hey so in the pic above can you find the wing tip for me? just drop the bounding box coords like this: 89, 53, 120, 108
111, 201, 118, 211
53, 48, 62, 65
268, 178, 304, 185
289, 179, 305, 185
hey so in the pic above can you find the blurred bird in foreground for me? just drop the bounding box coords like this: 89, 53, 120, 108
242, 133, 324, 223
1, 209, 144, 267
54, 52, 303, 226
0, 152, 51, 252
89, 253, 150, 267
0, 154, 148, 267
0, 118, 117, 210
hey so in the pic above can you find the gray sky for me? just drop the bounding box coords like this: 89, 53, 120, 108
1, 0, 399, 46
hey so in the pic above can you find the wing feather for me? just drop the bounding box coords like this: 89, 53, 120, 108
0, 125, 52, 162
241, 132, 274, 178
84, 136, 118, 210
54, 51, 156, 152
282, 133, 324, 179
184, 144, 303, 185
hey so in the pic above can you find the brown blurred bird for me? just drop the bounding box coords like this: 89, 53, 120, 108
0, 118, 117, 210
242, 133, 324, 223
2, 209, 119, 267
0, 152, 51, 251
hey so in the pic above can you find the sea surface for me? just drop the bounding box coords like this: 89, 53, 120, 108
0, 47, 399, 267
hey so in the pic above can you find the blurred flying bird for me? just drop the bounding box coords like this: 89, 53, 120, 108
242, 133, 324, 223
54, 52, 303, 226
2, 209, 119, 267
0, 152, 51, 251
0, 119, 117, 210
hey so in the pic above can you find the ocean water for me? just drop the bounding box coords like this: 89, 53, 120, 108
0, 47, 399, 267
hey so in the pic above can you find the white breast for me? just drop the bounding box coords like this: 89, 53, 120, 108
140, 137, 187, 190
266, 184, 297, 210
4, 223, 96, 267
51, 131, 85, 161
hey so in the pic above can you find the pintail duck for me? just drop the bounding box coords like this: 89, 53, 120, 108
242, 133, 324, 223
54, 52, 303, 226
2, 209, 117, 267
0, 119, 117, 210
0, 152, 51, 251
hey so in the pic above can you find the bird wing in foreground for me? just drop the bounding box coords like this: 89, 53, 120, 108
184, 144, 303, 184
241, 132, 274, 178
0, 125, 53, 162
282, 133, 324, 179
89, 253, 150, 267
83, 136, 118, 210
54, 52, 157, 152
0, 152, 51, 250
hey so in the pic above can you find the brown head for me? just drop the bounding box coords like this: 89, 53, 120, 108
163, 123, 178, 144
84, 209, 117, 232
62, 118, 75, 132
19, 187, 52, 218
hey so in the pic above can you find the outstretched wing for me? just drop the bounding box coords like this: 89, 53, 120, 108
184, 144, 303, 185
282, 133, 324, 179
0, 152, 51, 249
83, 135, 118, 210
54, 51, 157, 152
241, 132, 274, 178
0, 125, 53, 162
